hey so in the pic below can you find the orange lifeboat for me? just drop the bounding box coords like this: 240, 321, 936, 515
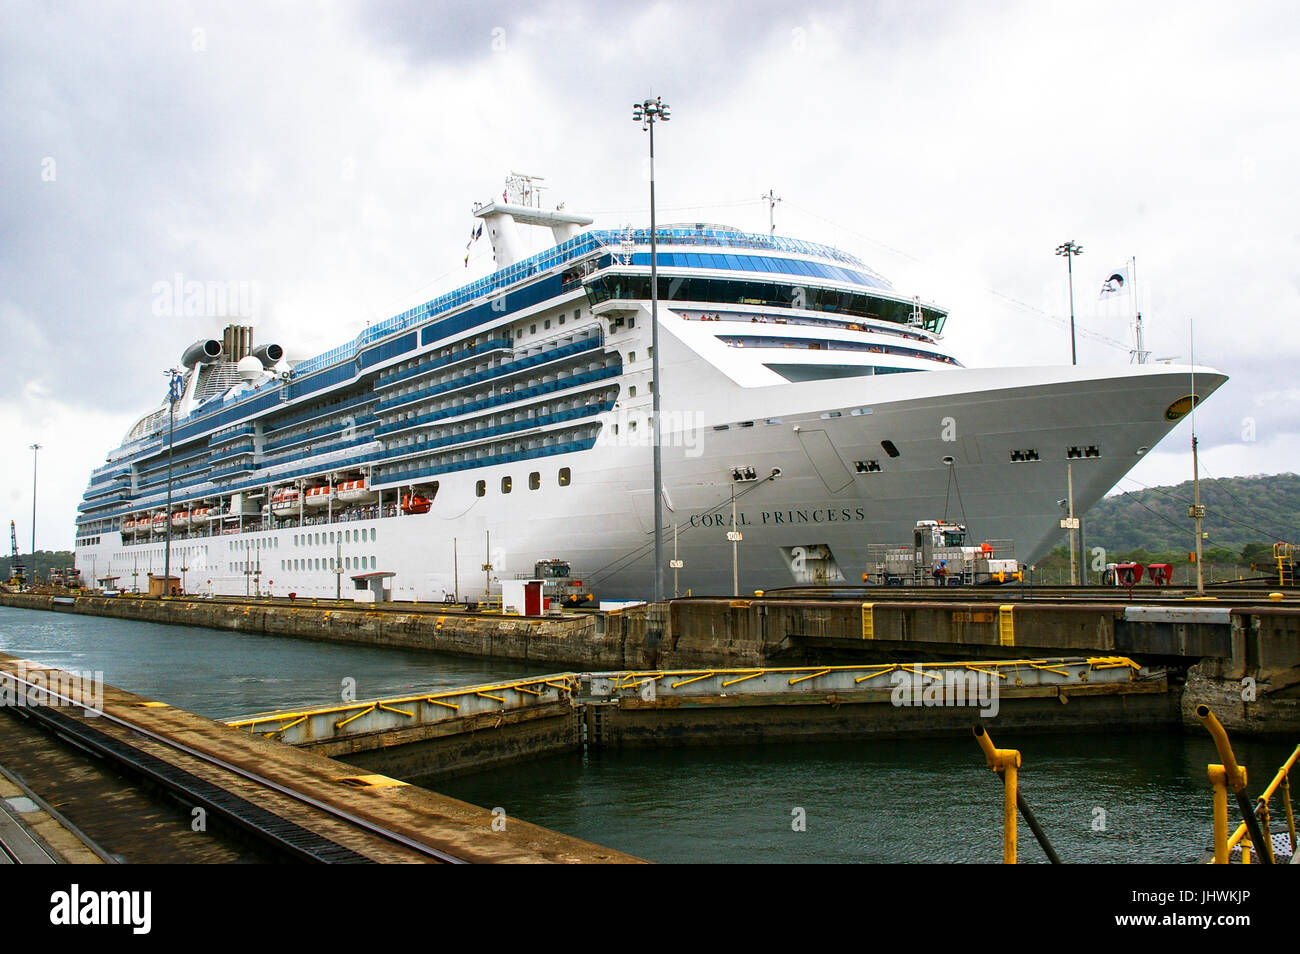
171, 510, 189, 528
336, 478, 377, 505
151, 513, 167, 534
189, 507, 209, 527
270, 486, 300, 516
401, 493, 432, 515
303, 484, 333, 508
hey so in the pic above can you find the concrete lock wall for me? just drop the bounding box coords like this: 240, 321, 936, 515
1182, 611, 1300, 735
1, 593, 637, 669
5, 592, 1296, 735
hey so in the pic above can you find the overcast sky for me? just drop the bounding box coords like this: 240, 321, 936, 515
3, 0, 1297, 550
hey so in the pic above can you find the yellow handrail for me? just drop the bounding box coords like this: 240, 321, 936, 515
1224, 744, 1300, 859
973, 725, 1021, 864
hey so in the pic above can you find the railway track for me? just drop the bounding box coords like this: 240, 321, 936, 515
0, 668, 469, 864
751, 583, 1298, 603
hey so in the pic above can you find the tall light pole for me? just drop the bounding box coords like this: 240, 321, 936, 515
29, 443, 40, 581
1055, 240, 1083, 365
163, 368, 181, 597
633, 95, 670, 603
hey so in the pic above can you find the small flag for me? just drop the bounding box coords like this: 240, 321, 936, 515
464, 253, 470, 267
1100, 265, 1129, 297
169, 371, 184, 402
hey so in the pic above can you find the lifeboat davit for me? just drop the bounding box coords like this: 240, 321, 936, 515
401, 493, 432, 515
336, 478, 377, 505
270, 486, 300, 516
303, 485, 333, 508
189, 507, 209, 527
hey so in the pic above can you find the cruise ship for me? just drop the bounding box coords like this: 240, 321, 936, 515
73, 180, 1227, 600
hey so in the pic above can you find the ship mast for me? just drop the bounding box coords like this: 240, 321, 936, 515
1130, 256, 1150, 364
761, 188, 782, 235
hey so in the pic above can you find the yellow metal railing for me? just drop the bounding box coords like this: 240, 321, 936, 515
970, 726, 1061, 864
1222, 743, 1299, 864
226, 657, 1146, 750
1273, 542, 1296, 587
1197, 705, 1291, 864
974, 725, 1022, 863
226, 673, 580, 736
610, 656, 1139, 693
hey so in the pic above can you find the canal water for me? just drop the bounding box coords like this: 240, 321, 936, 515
2, 606, 1293, 863
0, 605, 543, 720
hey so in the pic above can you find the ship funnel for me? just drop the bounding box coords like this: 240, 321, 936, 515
222, 324, 254, 361
181, 339, 223, 367
252, 343, 283, 369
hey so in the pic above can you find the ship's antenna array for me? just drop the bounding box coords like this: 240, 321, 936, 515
761, 188, 782, 234
504, 172, 546, 208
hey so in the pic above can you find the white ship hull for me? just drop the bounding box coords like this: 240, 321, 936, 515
76, 360, 1223, 600
73, 207, 1226, 602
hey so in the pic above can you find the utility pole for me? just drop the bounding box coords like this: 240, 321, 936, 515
1055, 240, 1083, 365
727, 483, 743, 596
334, 536, 342, 600
671, 523, 682, 598
632, 96, 671, 604
1063, 465, 1079, 586
29, 443, 40, 581
1190, 324, 1205, 596
163, 369, 180, 597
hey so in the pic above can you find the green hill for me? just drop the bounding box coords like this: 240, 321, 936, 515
1084, 473, 1300, 557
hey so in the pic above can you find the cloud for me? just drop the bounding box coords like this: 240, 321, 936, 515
3, 0, 1298, 546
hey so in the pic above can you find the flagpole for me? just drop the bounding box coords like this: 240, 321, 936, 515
1190, 321, 1204, 595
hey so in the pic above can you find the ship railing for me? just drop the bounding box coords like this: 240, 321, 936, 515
289, 227, 880, 382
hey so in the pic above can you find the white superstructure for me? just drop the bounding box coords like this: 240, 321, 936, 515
74, 187, 1226, 600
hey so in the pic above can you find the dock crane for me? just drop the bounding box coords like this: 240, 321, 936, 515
8, 520, 25, 588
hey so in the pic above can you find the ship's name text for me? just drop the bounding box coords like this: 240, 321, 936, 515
689, 508, 868, 528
